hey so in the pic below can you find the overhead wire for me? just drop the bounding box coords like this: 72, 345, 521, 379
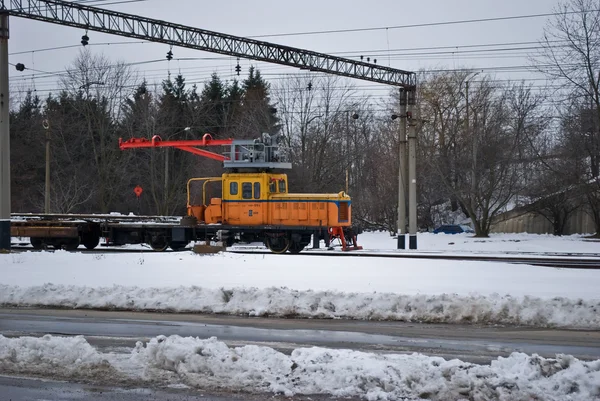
247, 9, 600, 38
6, 2, 590, 112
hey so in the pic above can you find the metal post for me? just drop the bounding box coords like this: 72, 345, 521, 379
397, 88, 407, 249
407, 89, 418, 249
0, 13, 10, 251
43, 121, 50, 213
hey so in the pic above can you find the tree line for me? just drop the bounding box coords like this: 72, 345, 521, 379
9, 0, 600, 237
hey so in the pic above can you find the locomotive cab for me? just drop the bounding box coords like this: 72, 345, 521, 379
187, 172, 289, 225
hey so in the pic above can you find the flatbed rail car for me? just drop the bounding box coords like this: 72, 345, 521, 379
10, 213, 187, 251
9, 213, 338, 252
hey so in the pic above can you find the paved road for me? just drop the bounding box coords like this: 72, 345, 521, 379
1, 308, 599, 399
2, 308, 599, 362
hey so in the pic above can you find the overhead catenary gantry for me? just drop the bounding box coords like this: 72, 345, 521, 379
0, 0, 418, 251
0, 0, 416, 89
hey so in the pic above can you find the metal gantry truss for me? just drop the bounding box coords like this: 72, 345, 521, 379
0, 0, 417, 89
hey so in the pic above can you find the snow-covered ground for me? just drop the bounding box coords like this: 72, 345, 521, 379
1, 232, 600, 328
2, 232, 600, 400
1, 334, 598, 401
354, 231, 600, 255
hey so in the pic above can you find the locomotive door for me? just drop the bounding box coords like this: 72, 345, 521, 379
239, 181, 264, 225
225, 180, 241, 224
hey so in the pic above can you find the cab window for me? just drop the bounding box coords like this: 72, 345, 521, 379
278, 180, 286, 193
253, 182, 261, 199
242, 182, 252, 199
229, 182, 238, 196
270, 181, 276, 193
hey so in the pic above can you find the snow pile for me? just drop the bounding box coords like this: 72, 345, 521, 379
3, 334, 598, 400
1, 283, 599, 329
134, 335, 600, 401
0, 334, 110, 378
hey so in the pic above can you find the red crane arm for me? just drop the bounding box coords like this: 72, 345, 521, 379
118, 133, 232, 161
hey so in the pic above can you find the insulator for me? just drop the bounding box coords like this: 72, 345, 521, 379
166, 50, 173, 61
15, 63, 25, 72
81, 34, 89, 46
235, 63, 241, 76
307, 82, 312, 91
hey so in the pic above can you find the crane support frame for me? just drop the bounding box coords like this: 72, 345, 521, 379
119, 135, 231, 162
0, 0, 416, 89
119, 133, 293, 169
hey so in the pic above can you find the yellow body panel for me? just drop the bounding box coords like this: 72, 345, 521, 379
187, 172, 352, 227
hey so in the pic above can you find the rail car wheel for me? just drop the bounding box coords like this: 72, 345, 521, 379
288, 242, 305, 254
81, 233, 100, 250
288, 234, 311, 254
62, 237, 80, 251
149, 234, 169, 252
170, 241, 188, 251
265, 234, 290, 254
30, 237, 44, 249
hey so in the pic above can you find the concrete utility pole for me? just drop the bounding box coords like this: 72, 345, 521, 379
345, 112, 358, 194
164, 127, 190, 213
465, 72, 480, 219
396, 88, 407, 249
164, 147, 169, 212
0, 12, 9, 251
42, 120, 50, 213
407, 89, 418, 249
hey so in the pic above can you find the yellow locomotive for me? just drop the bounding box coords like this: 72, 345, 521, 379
119, 133, 361, 253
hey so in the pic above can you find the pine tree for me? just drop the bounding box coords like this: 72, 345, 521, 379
221, 78, 244, 136
237, 66, 278, 138
10, 91, 45, 211
121, 79, 155, 137
200, 73, 227, 136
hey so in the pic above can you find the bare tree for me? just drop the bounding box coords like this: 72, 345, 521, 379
536, 0, 600, 235
274, 75, 360, 193
420, 71, 544, 236
58, 50, 135, 212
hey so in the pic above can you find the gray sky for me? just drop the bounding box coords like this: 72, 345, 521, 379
7, 0, 558, 102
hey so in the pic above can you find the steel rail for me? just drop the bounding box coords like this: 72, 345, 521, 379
228, 249, 600, 269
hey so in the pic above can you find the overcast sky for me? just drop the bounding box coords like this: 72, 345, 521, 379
6, 0, 558, 102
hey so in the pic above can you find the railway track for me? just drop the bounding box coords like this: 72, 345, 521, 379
8, 243, 600, 269
227, 249, 600, 269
